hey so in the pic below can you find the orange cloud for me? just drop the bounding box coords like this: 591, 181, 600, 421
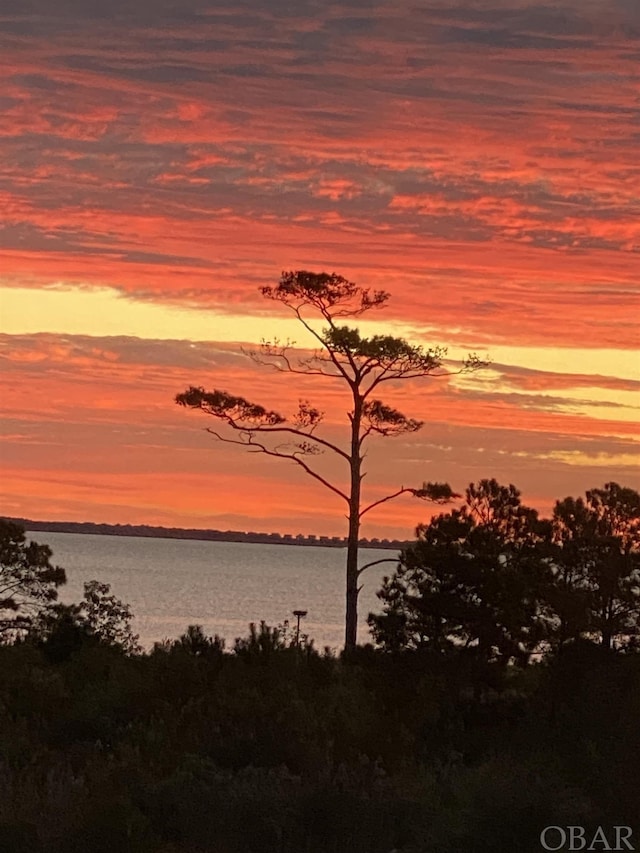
1, 334, 637, 536
1, 1, 638, 531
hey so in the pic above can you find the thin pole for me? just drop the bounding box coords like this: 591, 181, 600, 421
292, 610, 307, 647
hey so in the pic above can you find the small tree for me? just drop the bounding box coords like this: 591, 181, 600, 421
551, 482, 640, 651
32, 580, 140, 657
369, 479, 551, 664
80, 580, 140, 653
176, 271, 485, 651
0, 519, 66, 638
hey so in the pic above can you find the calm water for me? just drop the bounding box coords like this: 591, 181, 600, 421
29, 532, 399, 651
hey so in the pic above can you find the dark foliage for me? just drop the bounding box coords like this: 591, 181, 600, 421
0, 519, 66, 637
370, 480, 640, 660
0, 627, 638, 852
0, 492, 637, 852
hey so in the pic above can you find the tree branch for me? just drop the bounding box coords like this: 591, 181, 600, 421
359, 487, 420, 518
291, 306, 356, 388
243, 343, 342, 379
360, 481, 460, 518
235, 423, 350, 462
205, 429, 350, 505
181, 390, 351, 462
356, 557, 400, 578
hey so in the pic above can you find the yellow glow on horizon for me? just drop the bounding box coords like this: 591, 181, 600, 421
450, 370, 640, 425
484, 344, 640, 383
2, 284, 638, 388
540, 451, 639, 468
1, 284, 424, 348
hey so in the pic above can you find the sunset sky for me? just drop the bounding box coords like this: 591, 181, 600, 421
1, 0, 639, 538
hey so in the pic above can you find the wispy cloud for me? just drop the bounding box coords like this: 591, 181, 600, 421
1, 0, 639, 347
1, 333, 637, 534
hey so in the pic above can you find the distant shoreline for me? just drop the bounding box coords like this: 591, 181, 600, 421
6, 517, 410, 551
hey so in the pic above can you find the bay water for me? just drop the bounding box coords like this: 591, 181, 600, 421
29, 531, 399, 651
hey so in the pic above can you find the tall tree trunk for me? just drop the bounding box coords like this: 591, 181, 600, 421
345, 504, 360, 652
344, 400, 362, 653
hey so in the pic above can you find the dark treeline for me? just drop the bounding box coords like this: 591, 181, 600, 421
1, 626, 638, 853
7, 517, 410, 551
370, 479, 640, 659
0, 479, 639, 852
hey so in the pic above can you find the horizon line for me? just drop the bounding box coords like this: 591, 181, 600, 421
4, 516, 413, 549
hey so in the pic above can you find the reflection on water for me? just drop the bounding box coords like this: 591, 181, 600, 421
30, 531, 398, 651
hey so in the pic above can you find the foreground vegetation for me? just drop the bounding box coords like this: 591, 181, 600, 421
1, 478, 638, 852
0, 628, 639, 852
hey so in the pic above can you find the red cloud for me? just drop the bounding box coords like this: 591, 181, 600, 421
1, 1, 638, 530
